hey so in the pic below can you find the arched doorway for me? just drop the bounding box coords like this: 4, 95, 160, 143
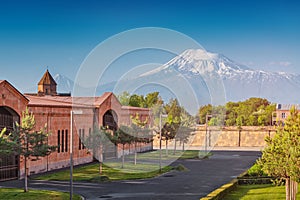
102, 110, 118, 159
0, 106, 19, 181
103, 110, 118, 131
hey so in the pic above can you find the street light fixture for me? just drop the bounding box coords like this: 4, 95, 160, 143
70, 110, 82, 200
159, 113, 168, 172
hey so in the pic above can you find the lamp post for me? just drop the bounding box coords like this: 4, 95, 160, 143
70, 110, 82, 200
159, 113, 168, 172
205, 114, 212, 154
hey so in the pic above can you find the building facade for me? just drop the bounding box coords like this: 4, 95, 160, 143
272, 104, 300, 125
0, 70, 152, 181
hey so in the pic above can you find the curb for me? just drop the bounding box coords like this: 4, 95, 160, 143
200, 179, 238, 200
200, 171, 248, 200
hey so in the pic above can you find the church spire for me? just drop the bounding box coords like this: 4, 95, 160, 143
38, 70, 57, 96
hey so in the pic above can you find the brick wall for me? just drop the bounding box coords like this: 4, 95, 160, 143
153, 126, 276, 149
20, 106, 94, 177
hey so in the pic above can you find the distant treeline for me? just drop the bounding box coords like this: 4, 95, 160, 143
198, 97, 276, 126
117, 91, 194, 125
118, 92, 276, 127
118, 91, 163, 108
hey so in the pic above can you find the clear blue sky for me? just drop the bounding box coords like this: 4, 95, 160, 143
1, 0, 299, 92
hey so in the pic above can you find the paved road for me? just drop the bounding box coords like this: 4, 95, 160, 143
0, 151, 261, 200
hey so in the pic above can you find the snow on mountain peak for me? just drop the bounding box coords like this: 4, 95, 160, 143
139, 48, 250, 77
179, 49, 218, 61
162, 49, 250, 76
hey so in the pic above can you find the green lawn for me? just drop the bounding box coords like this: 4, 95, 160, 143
0, 188, 81, 200
128, 150, 212, 160
35, 161, 174, 182
222, 184, 300, 200
35, 150, 209, 182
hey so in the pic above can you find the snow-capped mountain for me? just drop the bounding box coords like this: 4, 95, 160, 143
141, 49, 249, 77
55, 49, 300, 113
138, 49, 300, 105
53, 74, 74, 93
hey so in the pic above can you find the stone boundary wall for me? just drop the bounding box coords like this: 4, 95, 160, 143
154, 126, 276, 149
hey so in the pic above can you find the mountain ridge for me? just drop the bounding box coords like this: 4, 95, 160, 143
53, 74, 74, 93
55, 49, 300, 106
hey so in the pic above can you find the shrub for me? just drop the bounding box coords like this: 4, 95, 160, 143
237, 163, 272, 185
174, 164, 188, 172
89, 175, 110, 182
247, 163, 266, 177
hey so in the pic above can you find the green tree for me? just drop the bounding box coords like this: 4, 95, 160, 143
208, 117, 218, 126
198, 104, 212, 124
257, 115, 267, 126
176, 126, 194, 152
236, 115, 244, 127
150, 101, 164, 132
130, 113, 151, 165
129, 94, 145, 107
84, 126, 109, 175
0, 108, 56, 192
0, 128, 14, 154
164, 99, 181, 124
144, 92, 160, 108
118, 91, 162, 108
161, 122, 178, 156
248, 115, 257, 126
225, 101, 238, 126
221, 98, 275, 126
163, 99, 187, 155
203, 105, 226, 126
258, 106, 300, 200
110, 126, 133, 168
173, 109, 195, 153
117, 91, 130, 106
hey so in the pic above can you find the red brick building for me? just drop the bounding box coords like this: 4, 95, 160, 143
0, 70, 152, 181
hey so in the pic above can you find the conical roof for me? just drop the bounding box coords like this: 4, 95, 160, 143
38, 70, 57, 85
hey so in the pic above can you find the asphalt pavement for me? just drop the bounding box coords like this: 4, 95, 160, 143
0, 151, 261, 200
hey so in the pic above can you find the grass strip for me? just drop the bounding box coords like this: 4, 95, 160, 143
0, 188, 81, 200
128, 150, 212, 160
35, 162, 174, 182
222, 184, 300, 200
